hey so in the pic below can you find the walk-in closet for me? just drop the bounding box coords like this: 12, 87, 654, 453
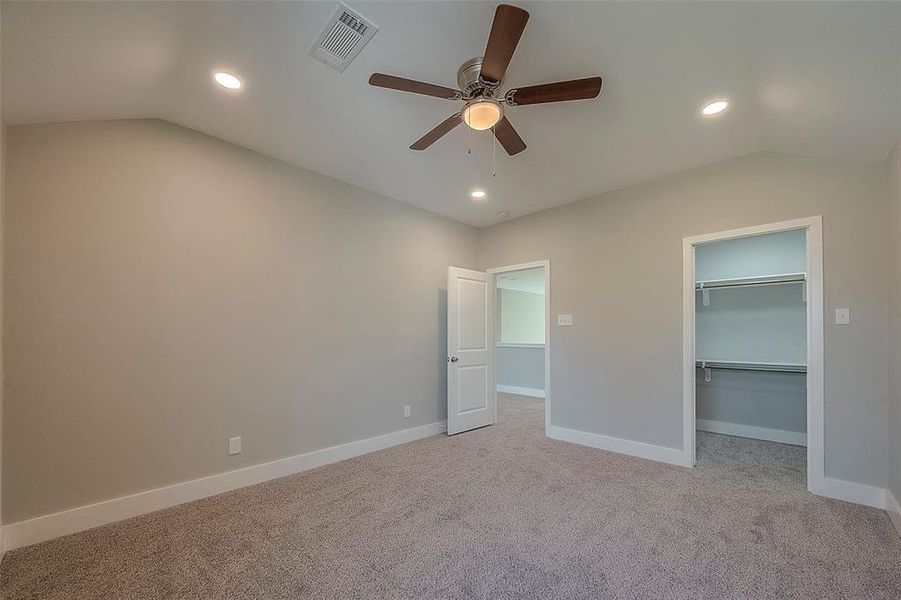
695, 229, 807, 448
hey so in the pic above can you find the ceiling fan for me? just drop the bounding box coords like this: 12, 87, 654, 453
368, 4, 602, 156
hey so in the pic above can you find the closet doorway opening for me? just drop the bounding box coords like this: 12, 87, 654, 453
488, 261, 550, 433
682, 217, 824, 493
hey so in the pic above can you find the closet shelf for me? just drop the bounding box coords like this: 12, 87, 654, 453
695, 359, 807, 374
695, 272, 806, 291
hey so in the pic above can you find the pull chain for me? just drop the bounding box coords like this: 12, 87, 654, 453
466, 119, 471, 155
492, 126, 497, 178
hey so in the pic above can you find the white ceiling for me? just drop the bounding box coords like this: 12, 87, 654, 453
4, 1, 901, 227
497, 267, 544, 295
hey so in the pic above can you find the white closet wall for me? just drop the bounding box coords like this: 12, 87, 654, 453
695, 230, 807, 444
695, 229, 806, 281
498, 288, 545, 344
697, 371, 806, 436
696, 284, 806, 365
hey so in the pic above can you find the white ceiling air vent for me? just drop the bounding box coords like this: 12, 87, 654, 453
309, 3, 378, 73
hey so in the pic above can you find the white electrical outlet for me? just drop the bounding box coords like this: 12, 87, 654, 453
557, 314, 573, 326
229, 436, 242, 455
403, 405, 411, 418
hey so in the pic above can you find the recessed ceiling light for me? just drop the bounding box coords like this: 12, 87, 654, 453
701, 100, 728, 116
497, 210, 511, 219
471, 189, 487, 199
214, 72, 242, 90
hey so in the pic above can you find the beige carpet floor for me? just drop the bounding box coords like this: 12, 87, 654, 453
2, 393, 901, 599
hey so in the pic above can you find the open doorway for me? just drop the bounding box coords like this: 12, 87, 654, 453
682, 217, 824, 494
488, 261, 550, 433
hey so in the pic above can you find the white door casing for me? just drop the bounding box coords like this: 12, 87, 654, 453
487, 260, 551, 436
682, 216, 824, 489
447, 266, 495, 435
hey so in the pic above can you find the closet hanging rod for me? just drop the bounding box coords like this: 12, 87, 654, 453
695, 359, 807, 374
695, 272, 806, 291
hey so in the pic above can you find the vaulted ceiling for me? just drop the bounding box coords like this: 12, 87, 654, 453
4, 1, 901, 226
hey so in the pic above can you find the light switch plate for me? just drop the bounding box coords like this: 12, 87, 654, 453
557, 314, 573, 326
835, 308, 850, 325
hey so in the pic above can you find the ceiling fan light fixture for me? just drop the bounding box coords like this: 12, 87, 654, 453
368, 4, 601, 154
463, 98, 503, 131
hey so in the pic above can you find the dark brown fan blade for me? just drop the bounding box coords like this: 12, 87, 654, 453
493, 116, 526, 156
369, 73, 460, 100
480, 4, 530, 84
410, 114, 462, 150
507, 77, 602, 106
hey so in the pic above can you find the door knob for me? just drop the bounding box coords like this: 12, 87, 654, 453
449, 356, 459, 363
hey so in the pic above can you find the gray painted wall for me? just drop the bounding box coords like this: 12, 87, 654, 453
3, 123, 894, 525
496, 346, 545, 391
479, 152, 888, 488
888, 141, 901, 503
3, 119, 479, 523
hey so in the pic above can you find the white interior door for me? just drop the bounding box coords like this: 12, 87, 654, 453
447, 266, 495, 435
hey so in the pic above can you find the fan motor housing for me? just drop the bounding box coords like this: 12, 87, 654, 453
457, 57, 498, 98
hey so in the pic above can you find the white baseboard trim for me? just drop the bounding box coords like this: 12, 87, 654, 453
2, 420, 446, 553
497, 385, 545, 398
809, 477, 887, 510
885, 490, 901, 539
697, 418, 807, 446
547, 425, 692, 468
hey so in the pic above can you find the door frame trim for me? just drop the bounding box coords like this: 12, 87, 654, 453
487, 259, 551, 436
682, 216, 824, 494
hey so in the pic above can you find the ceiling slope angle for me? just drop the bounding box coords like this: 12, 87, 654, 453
2, 1, 900, 227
